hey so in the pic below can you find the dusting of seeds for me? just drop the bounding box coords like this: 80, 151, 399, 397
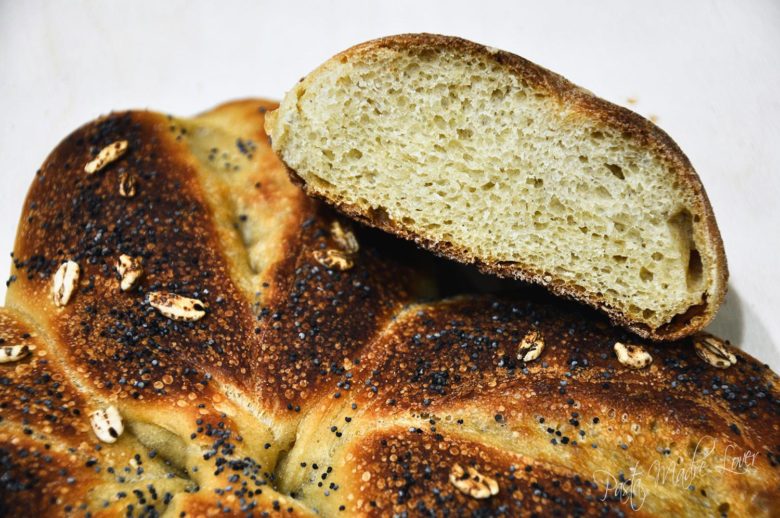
341, 427, 609, 515
280, 293, 779, 516
0, 102, 424, 515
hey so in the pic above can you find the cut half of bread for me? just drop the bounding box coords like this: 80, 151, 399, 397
265, 33, 728, 340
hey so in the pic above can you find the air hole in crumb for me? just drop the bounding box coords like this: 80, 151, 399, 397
687, 249, 703, 288
346, 148, 363, 160
457, 128, 473, 139
640, 267, 654, 282
668, 209, 704, 289
652, 252, 664, 261
606, 164, 625, 180
322, 149, 335, 160
578, 155, 588, 163
642, 309, 656, 319
592, 131, 604, 139
613, 255, 628, 264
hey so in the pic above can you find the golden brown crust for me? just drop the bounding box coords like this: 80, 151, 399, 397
275, 33, 728, 341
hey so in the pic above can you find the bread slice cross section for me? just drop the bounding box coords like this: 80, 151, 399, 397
265, 33, 728, 340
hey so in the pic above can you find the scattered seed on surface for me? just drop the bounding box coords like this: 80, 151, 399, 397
449, 463, 499, 499
614, 342, 652, 369
148, 291, 206, 321
52, 260, 80, 307
0, 344, 31, 364
118, 171, 137, 197
313, 249, 354, 271
116, 254, 142, 291
694, 333, 737, 369
90, 405, 124, 443
84, 140, 128, 174
330, 220, 359, 253
518, 329, 545, 362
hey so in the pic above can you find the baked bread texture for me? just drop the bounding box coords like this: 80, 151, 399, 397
265, 33, 728, 341
1, 99, 777, 517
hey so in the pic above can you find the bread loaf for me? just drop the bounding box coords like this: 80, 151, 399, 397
1, 100, 776, 517
265, 34, 728, 341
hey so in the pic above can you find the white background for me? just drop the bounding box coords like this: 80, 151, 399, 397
1, 0, 778, 367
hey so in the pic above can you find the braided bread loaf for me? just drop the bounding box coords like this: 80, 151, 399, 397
0, 100, 777, 517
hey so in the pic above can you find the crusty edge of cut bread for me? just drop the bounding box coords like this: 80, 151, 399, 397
266, 33, 729, 341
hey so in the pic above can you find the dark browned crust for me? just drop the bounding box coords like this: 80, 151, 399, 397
347, 427, 636, 516
277, 33, 729, 341
0, 100, 421, 516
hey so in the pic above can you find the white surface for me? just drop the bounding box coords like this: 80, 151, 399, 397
1, 0, 778, 367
